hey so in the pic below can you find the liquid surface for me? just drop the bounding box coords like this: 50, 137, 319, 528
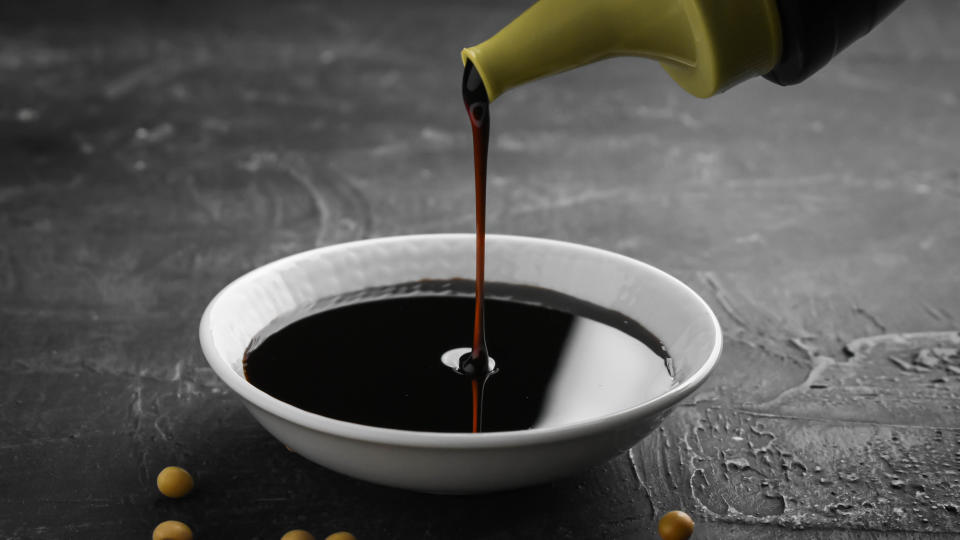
244, 281, 674, 433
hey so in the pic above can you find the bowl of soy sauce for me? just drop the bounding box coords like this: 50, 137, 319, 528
199, 234, 721, 493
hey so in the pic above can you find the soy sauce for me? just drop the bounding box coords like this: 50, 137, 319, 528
242, 63, 676, 434
461, 61, 493, 431
243, 281, 673, 433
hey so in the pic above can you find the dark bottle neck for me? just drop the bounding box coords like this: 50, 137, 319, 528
765, 0, 906, 86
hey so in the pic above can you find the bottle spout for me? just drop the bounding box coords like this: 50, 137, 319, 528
462, 0, 782, 101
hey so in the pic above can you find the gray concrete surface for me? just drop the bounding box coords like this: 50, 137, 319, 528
1, 0, 958, 537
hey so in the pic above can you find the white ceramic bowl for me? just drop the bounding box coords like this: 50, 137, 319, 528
199, 234, 721, 493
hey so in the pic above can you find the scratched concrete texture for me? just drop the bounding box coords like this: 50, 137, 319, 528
1, 0, 959, 538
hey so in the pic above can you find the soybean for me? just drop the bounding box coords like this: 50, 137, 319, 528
153, 520, 193, 540
281, 531, 316, 540
156, 466, 194, 498
325, 533, 357, 540
658, 510, 694, 540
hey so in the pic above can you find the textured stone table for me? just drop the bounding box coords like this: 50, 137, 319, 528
2, 0, 958, 538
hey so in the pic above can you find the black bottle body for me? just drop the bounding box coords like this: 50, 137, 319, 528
766, 0, 906, 86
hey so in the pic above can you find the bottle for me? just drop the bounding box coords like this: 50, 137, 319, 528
461, 0, 905, 101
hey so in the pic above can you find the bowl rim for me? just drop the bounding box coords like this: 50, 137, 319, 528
199, 233, 722, 449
